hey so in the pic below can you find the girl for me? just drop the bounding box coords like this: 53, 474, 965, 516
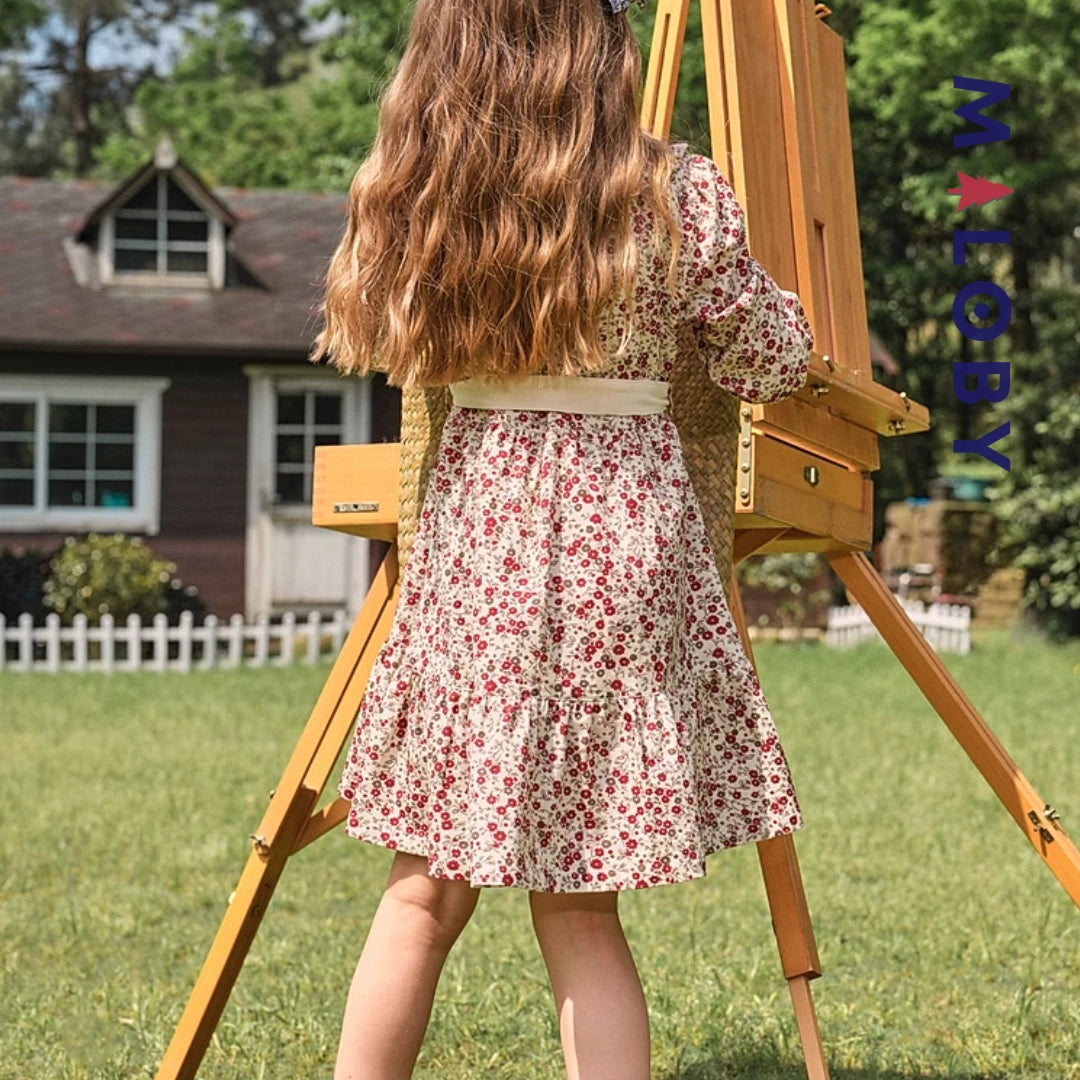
311, 1, 814, 1077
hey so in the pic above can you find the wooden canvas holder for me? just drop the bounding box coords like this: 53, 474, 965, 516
155, 4, 1080, 1078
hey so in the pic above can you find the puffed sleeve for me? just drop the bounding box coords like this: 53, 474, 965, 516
677, 151, 813, 403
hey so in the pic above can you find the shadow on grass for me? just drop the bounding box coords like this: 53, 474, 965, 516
659, 1056, 1010, 1080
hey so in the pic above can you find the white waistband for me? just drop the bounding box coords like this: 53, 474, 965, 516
449, 375, 669, 415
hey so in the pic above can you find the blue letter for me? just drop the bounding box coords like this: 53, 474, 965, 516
953, 281, 1011, 341
954, 77, 1011, 147
953, 361, 1011, 404
954, 422, 1010, 471
953, 230, 1010, 265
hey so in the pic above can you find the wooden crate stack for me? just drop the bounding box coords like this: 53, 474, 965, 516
876, 500, 1022, 627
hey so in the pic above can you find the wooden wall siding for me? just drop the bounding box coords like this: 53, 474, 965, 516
159, 365, 248, 536
151, 534, 248, 616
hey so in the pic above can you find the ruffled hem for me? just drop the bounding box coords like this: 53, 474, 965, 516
338, 661, 803, 892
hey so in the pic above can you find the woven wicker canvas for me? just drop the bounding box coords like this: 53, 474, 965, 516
394, 332, 739, 602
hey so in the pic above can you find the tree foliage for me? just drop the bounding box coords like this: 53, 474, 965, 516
0, 0, 46, 52
843, 0, 1080, 634
0, 0, 196, 176
95, 0, 401, 189
986, 333, 1080, 641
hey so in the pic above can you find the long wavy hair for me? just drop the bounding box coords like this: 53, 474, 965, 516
310, 0, 683, 389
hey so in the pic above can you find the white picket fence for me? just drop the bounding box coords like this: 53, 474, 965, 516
0, 609, 351, 674
825, 599, 972, 654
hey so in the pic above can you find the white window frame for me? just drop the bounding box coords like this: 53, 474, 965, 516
98, 172, 226, 290
242, 366, 366, 526
272, 379, 351, 509
0, 375, 170, 535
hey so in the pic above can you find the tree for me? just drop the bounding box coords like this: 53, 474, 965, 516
0, 0, 46, 52
95, 9, 308, 187
216, 0, 310, 87
93, 0, 398, 190
843, 0, 1080, 633
0, 0, 197, 176
985, 295, 1080, 640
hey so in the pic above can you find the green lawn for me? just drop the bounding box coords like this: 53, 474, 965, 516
2, 627, 1078, 1080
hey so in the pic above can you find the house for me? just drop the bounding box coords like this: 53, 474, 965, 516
0, 138, 399, 619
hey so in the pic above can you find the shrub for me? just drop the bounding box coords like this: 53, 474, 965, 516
0, 544, 60, 622
163, 578, 209, 625
43, 533, 206, 625
735, 552, 833, 629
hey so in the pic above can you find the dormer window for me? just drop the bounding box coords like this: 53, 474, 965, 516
113, 173, 210, 276
91, 149, 229, 289
68, 139, 239, 292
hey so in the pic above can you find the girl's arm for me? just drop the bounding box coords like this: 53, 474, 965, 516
679, 154, 814, 403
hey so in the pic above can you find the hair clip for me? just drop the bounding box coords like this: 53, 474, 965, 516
603, 0, 648, 14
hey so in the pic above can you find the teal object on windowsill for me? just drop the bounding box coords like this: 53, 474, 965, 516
950, 477, 993, 501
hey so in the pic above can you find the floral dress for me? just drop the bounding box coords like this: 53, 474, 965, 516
338, 142, 815, 892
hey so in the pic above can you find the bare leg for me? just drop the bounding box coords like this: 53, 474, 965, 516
530, 890, 651, 1080
335, 852, 480, 1080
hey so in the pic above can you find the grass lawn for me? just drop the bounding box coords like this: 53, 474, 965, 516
1, 626, 1078, 1080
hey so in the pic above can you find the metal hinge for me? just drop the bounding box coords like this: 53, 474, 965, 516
1027, 804, 1061, 846
738, 406, 755, 507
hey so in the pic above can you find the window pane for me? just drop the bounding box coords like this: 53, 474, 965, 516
276, 471, 305, 504
97, 481, 134, 508
166, 178, 200, 212
166, 249, 207, 273
314, 394, 342, 425
0, 440, 34, 469
49, 440, 87, 470
168, 218, 208, 243
97, 406, 135, 435
48, 478, 88, 506
276, 394, 305, 425
49, 404, 88, 435
115, 216, 158, 241
0, 401, 35, 433
313, 431, 340, 448
95, 442, 134, 471
115, 247, 158, 272
276, 434, 305, 465
0, 477, 34, 506
124, 178, 159, 210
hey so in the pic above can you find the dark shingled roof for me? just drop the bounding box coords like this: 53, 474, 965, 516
0, 173, 349, 356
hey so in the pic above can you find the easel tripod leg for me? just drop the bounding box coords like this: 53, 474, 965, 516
728, 567, 831, 1080
828, 551, 1080, 910
757, 837, 829, 1080
154, 547, 402, 1080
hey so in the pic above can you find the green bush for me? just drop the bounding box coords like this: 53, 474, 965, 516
163, 577, 210, 625
735, 552, 834, 628
43, 533, 205, 625
0, 544, 60, 622
988, 385, 1080, 641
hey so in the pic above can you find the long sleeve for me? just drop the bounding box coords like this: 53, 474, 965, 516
677, 152, 813, 403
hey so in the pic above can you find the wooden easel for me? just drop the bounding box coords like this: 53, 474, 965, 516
154, 3, 1080, 1078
